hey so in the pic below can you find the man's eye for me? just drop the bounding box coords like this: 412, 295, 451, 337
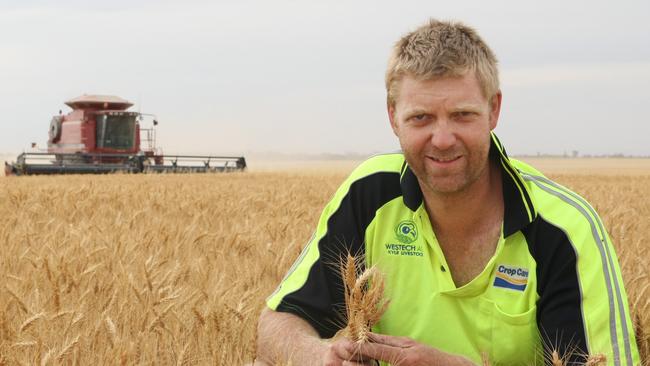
412, 114, 427, 121
454, 111, 475, 119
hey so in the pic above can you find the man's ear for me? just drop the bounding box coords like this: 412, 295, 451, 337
388, 103, 399, 136
489, 91, 502, 131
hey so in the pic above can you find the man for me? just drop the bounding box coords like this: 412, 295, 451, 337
255, 19, 640, 366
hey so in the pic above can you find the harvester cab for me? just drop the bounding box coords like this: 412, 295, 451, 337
5, 95, 246, 175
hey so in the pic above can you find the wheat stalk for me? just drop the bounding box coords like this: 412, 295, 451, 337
105, 316, 118, 347
5, 285, 30, 314
57, 335, 80, 361
40, 348, 54, 366
176, 342, 189, 366
20, 312, 45, 332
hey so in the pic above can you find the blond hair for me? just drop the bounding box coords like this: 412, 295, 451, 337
386, 19, 499, 106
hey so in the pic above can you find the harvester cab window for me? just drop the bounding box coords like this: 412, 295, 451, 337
96, 114, 136, 150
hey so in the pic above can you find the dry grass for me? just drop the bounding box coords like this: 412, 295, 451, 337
0, 164, 648, 365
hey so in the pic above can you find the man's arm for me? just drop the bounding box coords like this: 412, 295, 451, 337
256, 308, 375, 366
259, 158, 407, 364
256, 308, 478, 366
256, 308, 327, 365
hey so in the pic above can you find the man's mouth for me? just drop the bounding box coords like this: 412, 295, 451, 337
429, 155, 461, 163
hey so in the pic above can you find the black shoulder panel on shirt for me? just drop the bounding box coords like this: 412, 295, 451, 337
276, 172, 402, 338
501, 165, 532, 238
522, 216, 588, 365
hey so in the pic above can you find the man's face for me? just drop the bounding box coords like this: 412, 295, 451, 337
388, 72, 501, 195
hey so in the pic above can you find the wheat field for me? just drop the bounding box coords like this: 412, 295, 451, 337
0, 160, 648, 365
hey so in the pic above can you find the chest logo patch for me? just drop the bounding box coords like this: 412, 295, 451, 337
385, 220, 423, 257
395, 220, 418, 244
493, 264, 529, 291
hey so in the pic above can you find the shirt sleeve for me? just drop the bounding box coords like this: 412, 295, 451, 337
265, 166, 403, 338
265, 171, 372, 338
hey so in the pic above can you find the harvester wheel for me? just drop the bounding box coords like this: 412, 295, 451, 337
4, 162, 17, 176
48, 116, 63, 142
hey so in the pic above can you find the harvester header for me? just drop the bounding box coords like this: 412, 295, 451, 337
5, 94, 246, 175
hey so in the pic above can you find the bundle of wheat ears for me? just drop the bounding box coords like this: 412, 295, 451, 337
335, 253, 390, 343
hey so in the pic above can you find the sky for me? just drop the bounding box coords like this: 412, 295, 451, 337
1, 0, 649, 157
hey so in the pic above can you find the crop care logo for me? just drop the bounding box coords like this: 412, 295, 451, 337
385, 220, 423, 257
493, 264, 529, 291
395, 220, 418, 244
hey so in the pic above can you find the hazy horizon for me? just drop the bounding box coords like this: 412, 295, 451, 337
1, 0, 649, 157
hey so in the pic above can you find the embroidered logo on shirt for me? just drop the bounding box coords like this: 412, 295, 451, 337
493, 264, 529, 291
384, 243, 424, 257
395, 220, 418, 244
384, 221, 423, 257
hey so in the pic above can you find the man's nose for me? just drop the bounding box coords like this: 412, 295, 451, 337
430, 121, 456, 150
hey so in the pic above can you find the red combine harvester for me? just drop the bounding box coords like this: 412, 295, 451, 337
5, 95, 246, 175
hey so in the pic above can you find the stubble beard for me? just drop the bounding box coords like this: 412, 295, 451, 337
404, 144, 491, 197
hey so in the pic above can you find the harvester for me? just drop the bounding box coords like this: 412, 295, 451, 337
4, 95, 246, 175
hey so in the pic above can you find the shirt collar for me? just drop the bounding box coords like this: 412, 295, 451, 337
399, 132, 537, 238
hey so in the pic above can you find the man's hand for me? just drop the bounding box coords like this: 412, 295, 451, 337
323, 338, 377, 366
355, 333, 476, 366
256, 308, 380, 365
